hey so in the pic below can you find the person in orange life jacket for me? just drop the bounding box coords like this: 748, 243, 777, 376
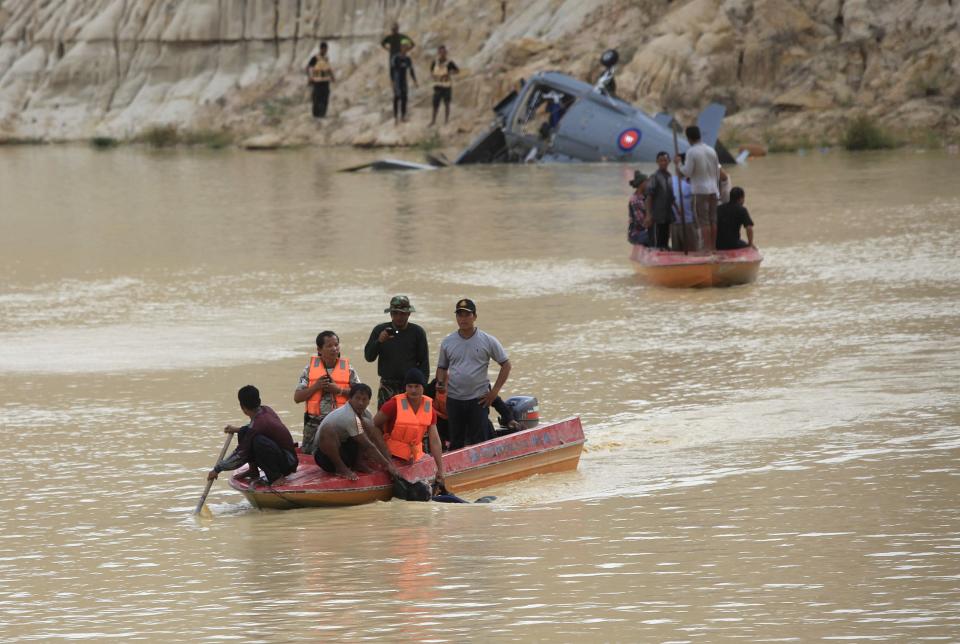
207, 385, 298, 485
294, 330, 359, 454
373, 368, 445, 487
313, 382, 399, 481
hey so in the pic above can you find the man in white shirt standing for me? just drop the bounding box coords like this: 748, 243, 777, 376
677, 126, 720, 251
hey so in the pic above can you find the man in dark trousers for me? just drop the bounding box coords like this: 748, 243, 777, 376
305, 42, 335, 118
364, 295, 430, 409
645, 151, 675, 250
390, 41, 417, 123
435, 298, 511, 449
429, 45, 459, 126
207, 385, 298, 485
716, 187, 756, 250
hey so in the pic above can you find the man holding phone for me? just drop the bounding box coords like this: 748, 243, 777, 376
294, 330, 359, 454
364, 295, 430, 410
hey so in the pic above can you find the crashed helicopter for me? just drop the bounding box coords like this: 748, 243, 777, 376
343, 50, 736, 172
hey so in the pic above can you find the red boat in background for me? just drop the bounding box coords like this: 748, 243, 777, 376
630, 245, 763, 288
228, 417, 586, 509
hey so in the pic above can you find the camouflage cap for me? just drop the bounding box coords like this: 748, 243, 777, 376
385, 295, 415, 313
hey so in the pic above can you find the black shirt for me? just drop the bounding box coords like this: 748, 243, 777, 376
717, 202, 754, 249
364, 322, 430, 382
381, 33, 414, 55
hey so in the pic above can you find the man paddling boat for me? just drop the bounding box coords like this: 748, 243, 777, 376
207, 385, 298, 486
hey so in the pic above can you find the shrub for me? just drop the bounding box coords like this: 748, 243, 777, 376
139, 125, 180, 147
90, 136, 118, 149
180, 129, 234, 149
842, 115, 895, 151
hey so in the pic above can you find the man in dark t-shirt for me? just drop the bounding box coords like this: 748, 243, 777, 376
716, 186, 755, 250
364, 295, 430, 409
381, 23, 415, 56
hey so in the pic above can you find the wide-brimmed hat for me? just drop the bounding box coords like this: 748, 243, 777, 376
385, 295, 415, 313
629, 170, 648, 188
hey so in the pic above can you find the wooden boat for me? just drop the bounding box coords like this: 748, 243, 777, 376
228, 416, 585, 509
630, 244, 763, 288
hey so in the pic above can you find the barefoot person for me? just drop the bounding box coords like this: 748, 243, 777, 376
207, 385, 298, 486
310, 383, 398, 481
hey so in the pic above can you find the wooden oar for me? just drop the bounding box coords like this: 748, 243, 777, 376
672, 126, 689, 254
194, 433, 233, 517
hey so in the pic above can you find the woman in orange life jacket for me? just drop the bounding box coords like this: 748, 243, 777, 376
293, 330, 359, 454
373, 368, 446, 488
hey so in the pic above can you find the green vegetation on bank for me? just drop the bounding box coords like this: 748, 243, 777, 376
134, 125, 235, 149
841, 115, 895, 151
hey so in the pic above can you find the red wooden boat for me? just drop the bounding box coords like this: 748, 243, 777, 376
228, 416, 586, 509
630, 245, 763, 288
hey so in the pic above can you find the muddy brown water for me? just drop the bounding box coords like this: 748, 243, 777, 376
1, 145, 959, 640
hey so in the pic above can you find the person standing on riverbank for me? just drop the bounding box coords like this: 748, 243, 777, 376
390, 41, 417, 124
677, 126, 720, 251
207, 385, 298, 485
364, 295, 430, 410
306, 42, 335, 118
293, 331, 359, 453
429, 45, 459, 126
435, 299, 511, 449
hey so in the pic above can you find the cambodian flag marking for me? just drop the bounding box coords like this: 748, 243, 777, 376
618, 128, 641, 151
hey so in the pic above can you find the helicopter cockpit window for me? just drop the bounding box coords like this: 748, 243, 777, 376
515, 86, 575, 138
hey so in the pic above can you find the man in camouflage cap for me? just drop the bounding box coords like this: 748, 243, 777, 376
364, 295, 430, 409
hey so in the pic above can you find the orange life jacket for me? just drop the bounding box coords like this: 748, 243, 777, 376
305, 356, 350, 416
434, 387, 447, 419
385, 394, 433, 461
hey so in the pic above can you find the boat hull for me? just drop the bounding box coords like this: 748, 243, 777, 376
630, 245, 762, 288
228, 416, 585, 509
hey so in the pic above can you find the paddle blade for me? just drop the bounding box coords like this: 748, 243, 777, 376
197, 502, 214, 519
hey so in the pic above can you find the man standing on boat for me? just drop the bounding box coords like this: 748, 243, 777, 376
207, 385, 298, 485
311, 383, 399, 481
627, 170, 650, 246
677, 126, 720, 251
645, 151, 675, 250
435, 299, 511, 450
294, 331, 359, 454
373, 368, 445, 487
364, 295, 430, 410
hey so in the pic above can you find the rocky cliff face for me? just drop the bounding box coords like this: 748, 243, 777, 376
1, 0, 958, 148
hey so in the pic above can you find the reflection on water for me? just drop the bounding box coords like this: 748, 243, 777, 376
0, 146, 958, 639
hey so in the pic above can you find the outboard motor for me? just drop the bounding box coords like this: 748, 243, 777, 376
501, 396, 540, 430
594, 49, 619, 96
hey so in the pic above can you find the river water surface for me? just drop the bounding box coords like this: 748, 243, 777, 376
1, 145, 959, 641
